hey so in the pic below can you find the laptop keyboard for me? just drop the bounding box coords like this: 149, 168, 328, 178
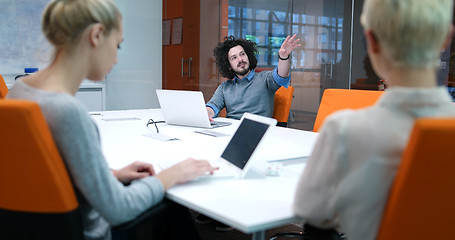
211, 166, 232, 176
210, 121, 232, 128
194, 159, 239, 180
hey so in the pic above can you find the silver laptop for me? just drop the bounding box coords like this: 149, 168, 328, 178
156, 89, 232, 129
195, 112, 277, 180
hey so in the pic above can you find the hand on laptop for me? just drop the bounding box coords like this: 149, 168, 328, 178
156, 158, 218, 190
112, 161, 156, 185
206, 107, 215, 121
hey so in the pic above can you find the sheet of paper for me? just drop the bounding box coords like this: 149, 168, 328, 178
162, 19, 171, 45
102, 117, 141, 121
171, 18, 183, 45
142, 132, 180, 141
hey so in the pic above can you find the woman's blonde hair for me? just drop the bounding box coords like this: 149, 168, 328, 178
42, 0, 121, 51
361, 0, 453, 69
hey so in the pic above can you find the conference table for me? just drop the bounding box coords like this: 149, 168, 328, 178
91, 109, 319, 240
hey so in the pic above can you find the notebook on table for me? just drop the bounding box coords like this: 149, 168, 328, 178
156, 89, 232, 129
177, 112, 277, 180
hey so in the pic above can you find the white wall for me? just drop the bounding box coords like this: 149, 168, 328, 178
107, 0, 162, 110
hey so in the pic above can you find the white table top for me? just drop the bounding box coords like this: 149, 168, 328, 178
91, 109, 319, 236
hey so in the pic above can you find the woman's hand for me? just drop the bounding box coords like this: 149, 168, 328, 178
156, 158, 218, 190
113, 161, 156, 184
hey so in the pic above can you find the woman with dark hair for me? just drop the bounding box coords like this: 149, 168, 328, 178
206, 34, 301, 120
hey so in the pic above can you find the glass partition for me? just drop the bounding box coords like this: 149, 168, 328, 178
226, 0, 353, 130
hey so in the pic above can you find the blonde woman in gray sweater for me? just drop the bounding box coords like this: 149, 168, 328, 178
8, 0, 216, 239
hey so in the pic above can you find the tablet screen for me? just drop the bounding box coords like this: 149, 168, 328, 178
221, 118, 269, 169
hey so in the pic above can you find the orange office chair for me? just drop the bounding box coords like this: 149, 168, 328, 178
273, 86, 295, 127
0, 100, 83, 239
313, 88, 383, 132
0, 100, 167, 239
272, 118, 455, 240
377, 118, 455, 240
0, 74, 8, 98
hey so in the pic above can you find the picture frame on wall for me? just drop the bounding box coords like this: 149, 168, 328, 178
171, 17, 183, 45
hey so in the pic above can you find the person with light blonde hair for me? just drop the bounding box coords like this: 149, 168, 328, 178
293, 0, 455, 239
7, 0, 216, 239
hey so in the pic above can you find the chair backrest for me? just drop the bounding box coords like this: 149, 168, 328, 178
0, 74, 8, 98
255, 67, 272, 73
0, 100, 83, 239
313, 88, 383, 132
273, 86, 294, 127
377, 118, 455, 240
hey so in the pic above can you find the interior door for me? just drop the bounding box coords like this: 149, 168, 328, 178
163, 0, 200, 91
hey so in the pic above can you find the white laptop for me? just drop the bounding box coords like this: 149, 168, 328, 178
156, 89, 232, 129
195, 112, 277, 180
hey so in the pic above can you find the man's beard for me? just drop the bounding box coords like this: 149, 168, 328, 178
234, 68, 249, 76
233, 62, 250, 76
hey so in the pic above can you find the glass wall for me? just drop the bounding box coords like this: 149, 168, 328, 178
228, 1, 344, 70
174, 0, 452, 131
227, 0, 354, 130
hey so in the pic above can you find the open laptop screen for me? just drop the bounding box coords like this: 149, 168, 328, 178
221, 118, 269, 169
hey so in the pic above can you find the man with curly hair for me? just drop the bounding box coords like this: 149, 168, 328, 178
197, 34, 301, 232
206, 34, 301, 120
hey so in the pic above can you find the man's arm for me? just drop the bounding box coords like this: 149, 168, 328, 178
205, 83, 226, 118
277, 34, 302, 78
